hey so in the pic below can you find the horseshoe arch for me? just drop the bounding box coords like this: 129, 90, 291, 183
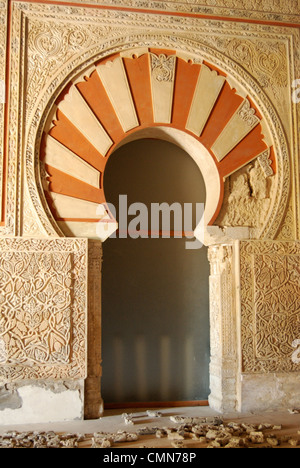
32, 41, 289, 244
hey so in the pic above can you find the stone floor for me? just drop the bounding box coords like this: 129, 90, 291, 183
0, 406, 300, 448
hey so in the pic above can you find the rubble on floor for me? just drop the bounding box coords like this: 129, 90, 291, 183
0, 431, 84, 448
0, 415, 299, 448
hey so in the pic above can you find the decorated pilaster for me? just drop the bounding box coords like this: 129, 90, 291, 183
208, 243, 239, 412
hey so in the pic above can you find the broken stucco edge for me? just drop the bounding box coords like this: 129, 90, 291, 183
0, 381, 84, 425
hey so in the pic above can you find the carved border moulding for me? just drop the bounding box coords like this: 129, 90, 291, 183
41, 0, 300, 24
0, 238, 88, 384
240, 240, 300, 374
0, 1, 7, 225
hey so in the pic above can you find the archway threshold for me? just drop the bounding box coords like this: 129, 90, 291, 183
104, 400, 209, 410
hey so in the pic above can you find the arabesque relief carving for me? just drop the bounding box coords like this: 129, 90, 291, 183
150, 53, 176, 82
0, 251, 73, 365
240, 241, 300, 373
0, 238, 88, 384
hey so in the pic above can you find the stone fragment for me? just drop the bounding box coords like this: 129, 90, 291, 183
249, 431, 265, 444
138, 427, 159, 435
147, 410, 162, 418
224, 437, 245, 448
215, 436, 231, 447
156, 429, 167, 438
167, 430, 185, 440
0, 438, 14, 448
113, 432, 127, 443
113, 431, 139, 443
172, 440, 184, 448
169, 415, 209, 425
92, 436, 112, 448
242, 423, 258, 434
208, 440, 221, 448
191, 425, 206, 436
266, 436, 280, 447
122, 413, 135, 425
211, 417, 224, 426
258, 423, 272, 430
288, 439, 299, 446
170, 416, 192, 424
60, 437, 78, 448
126, 433, 139, 442
205, 429, 220, 440
124, 417, 134, 425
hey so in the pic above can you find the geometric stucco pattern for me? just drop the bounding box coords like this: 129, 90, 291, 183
240, 241, 300, 373
0, 237, 88, 384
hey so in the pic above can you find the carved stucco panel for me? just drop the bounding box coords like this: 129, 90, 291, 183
0, 238, 88, 384
240, 241, 300, 373
38, 0, 300, 24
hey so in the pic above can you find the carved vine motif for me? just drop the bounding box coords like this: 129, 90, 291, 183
149, 53, 176, 82
0, 238, 88, 383
238, 99, 260, 128
257, 149, 274, 178
225, 39, 288, 89
240, 241, 300, 373
61, 0, 300, 21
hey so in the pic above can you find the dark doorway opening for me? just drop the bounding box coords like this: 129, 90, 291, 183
102, 138, 210, 405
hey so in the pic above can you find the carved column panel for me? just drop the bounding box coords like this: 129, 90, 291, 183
208, 243, 238, 412
84, 239, 103, 419
238, 240, 300, 412
0, 238, 88, 383
240, 241, 300, 373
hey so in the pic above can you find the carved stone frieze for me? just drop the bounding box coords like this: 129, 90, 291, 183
240, 241, 300, 373
44, 0, 300, 24
0, 238, 88, 384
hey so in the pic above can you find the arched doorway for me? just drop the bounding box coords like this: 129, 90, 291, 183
101, 138, 210, 404
35, 44, 288, 415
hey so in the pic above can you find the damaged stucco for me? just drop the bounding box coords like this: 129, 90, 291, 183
0, 381, 84, 425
